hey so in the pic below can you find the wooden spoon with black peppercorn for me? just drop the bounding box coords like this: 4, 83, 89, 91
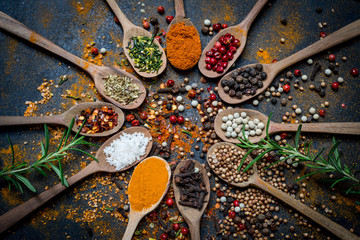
0, 102, 125, 137
207, 142, 360, 240
198, 0, 269, 78
173, 159, 210, 240
214, 108, 360, 144
0, 127, 153, 235
217, 19, 360, 104
0, 11, 146, 110
105, 0, 167, 78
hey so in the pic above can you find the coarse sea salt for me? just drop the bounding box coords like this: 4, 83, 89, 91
103, 132, 150, 170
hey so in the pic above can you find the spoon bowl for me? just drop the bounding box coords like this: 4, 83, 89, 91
207, 142, 360, 240
166, 0, 201, 70
173, 159, 210, 240
106, 0, 167, 78
217, 19, 360, 104
214, 108, 360, 144
0, 127, 153, 234
198, 0, 268, 78
122, 156, 171, 240
0, 102, 125, 137
0, 11, 146, 110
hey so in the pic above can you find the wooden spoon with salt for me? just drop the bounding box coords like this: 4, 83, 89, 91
173, 159, 210, 240
214, 108, 360, 144
207, 142, 360, 240
105, 0, 167, 78
217, 19, 360, 104
122, 156, 171, 240
0, 11, 146, 110
166, 0, 201, 70
0, 127, 153, 234
0, 102, 125, 137
198, 0, 268, 78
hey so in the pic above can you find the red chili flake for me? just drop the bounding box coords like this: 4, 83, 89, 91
272, 59, 277, 63
158, 135, 162, 141
280, 133, 288, 139
319, 109, 326, 117
320, 31, 326, 38
207, 87, 212, 92
266, 156, 274, 162
217, 190, 224, 197
238, 223, 246, 231
76, 107, 118, 134
131, 119, 140, 126
114, 17, 120, 24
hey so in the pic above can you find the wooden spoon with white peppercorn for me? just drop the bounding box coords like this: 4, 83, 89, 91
207, 142, 360, 240
214, 108, 360, 144
217, 19, 360, 104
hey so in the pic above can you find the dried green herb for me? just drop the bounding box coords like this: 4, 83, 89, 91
103, 75, 141, 105
127, 36, 163, 73
181, 130, 192, 137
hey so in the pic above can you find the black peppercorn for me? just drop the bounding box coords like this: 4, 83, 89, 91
229, 89, 236, 97
319, 90, 326, 97
236, 75, 243, 83
260, 72, 267, 79
242, 72, 249, 78
150, 17, 159, 25
258, 81, 264, 88
271, 98, 277, 104
255, 64, 263, 71
280, 17, 288, 25
249, 68, 257, 77
239, 84, 245, 90
221, 79, 229, 87
316, 7, 323, 13
294, 79, 300, 84
228, 79, 235, 88
166, 103, 172, 110
245, 67, 251, 72
223, 86, 230, 93
201, 27, 209, 34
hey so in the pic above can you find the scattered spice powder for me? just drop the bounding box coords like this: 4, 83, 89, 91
166, 22, 201, 70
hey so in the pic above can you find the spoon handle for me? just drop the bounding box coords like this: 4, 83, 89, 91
270, 122, 360, 136
239, 0, 268, 32
252, 177, 360, 240
106, 0, 133, 32
272, 19, 360, 73
0, 11, 99, 75
0, 162, 99, 234
122, 213, 142, 240
174, 0, 186, 18
188, 221, 201, 240
0, 115, 65, 127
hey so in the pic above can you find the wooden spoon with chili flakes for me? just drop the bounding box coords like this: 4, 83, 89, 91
0, 126, 153, 235
166, 0, 201, 70
198, 0, 268, 78
105, 0, 167, 78
0, 102, 125, 137
0, 11, 146, 110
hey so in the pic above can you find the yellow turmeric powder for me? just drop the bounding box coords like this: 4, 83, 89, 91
128, 157, 169, 212
166, 22, 201, 70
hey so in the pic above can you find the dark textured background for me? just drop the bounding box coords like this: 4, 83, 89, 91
0, 0, 359, 239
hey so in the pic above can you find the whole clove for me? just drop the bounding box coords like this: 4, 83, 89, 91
133, 112, 146, 125
156, 211, 167, 229
310, 62, 321, 81
111, 177, 123, 190
213, 217, 222, 234
175, 160, 208, 210
116, 207, 127, 219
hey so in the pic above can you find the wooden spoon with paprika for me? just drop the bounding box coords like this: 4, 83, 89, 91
166, 0, 201, 70
0, 11, 146, 110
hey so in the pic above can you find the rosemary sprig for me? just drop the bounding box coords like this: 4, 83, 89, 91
236, 114, 360, 195
0, 119, 99, 193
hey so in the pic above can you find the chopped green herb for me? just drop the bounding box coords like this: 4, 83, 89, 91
58, 75, 68, 85
105, 207, 113, 211
134, 230, 142, 236
181, 130, 192, 137
66, 95, 81, 100
115, 59, 122, 66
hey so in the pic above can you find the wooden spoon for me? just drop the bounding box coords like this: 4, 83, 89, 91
218, 19, 360, 104
122, 156, 171, 240
166, 0, 201, 70
173, 159, 210, 240
215, 108, 360, 144
207, 142, 360, 240
198, 0, 268, 78
0, 102, 125, 137
0, 11, 146, 110
0, 127, 153, 234
105, 0, 167, 78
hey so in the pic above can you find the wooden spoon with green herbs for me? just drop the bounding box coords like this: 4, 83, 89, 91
0, 126, 153, 234
0, 102, 125, 137
0, 11, 146, 110
106, 0, 167, 78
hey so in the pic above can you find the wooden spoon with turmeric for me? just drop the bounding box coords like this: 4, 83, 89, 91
122, 156, 171, 240
166, 0, 201, 70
